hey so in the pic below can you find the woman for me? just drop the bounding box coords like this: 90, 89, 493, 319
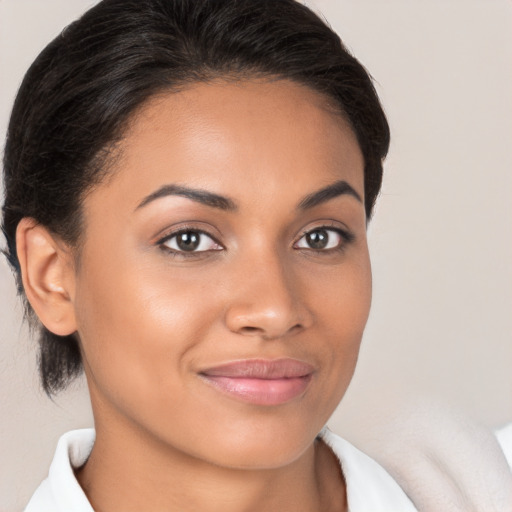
1, 0, 417, 510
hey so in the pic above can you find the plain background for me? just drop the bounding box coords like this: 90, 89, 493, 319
1, 0, 511, 510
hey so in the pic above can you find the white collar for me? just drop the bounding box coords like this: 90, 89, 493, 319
320, 428, 416, 511
25, 428, 416, 512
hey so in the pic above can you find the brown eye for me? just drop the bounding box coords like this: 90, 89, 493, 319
305, 229, 329, 249
295, 228, 347, 251
176, 231, 200, 251
160, 230, 222, 253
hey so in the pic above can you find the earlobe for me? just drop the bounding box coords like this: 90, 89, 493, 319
16, 218, 78, 336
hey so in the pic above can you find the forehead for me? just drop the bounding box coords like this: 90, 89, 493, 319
92, 79, 364, 211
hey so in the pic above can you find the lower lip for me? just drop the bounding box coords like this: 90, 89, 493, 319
200, 375, 313, 406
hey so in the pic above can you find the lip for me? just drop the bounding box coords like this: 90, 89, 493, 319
199, 359, 315, 406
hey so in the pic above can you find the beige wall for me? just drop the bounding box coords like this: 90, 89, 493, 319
1, 1, 511, 509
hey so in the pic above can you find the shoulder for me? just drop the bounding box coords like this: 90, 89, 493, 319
320, 428, 417, 512
24, 429, 95, 512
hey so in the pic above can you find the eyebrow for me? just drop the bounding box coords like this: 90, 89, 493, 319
298, 180, 362, 210
136, 184, 237, 211
135, 179, 361, 213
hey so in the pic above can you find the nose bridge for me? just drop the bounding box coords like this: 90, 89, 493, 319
249, 247, 295, 311
223, 245, 311, 339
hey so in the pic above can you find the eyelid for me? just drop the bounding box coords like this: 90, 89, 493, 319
154, 221, 221, 243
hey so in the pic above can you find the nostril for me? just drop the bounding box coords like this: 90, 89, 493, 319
239, 326, 261, 334
238, 323, 304, 338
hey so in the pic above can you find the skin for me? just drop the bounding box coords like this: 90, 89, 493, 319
17, 79, 371, 512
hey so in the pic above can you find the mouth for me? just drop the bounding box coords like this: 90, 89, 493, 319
198, 358, 315, 406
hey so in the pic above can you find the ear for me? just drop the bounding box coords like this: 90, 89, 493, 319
16, 218, 77, 336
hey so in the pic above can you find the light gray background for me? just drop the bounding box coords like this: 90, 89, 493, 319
1, 1, 511, 510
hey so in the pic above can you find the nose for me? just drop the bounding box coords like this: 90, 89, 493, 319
223, 253, 313, 340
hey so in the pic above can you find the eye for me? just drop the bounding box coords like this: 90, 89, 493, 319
159, 229, 222, 253
294, 227, 351, 251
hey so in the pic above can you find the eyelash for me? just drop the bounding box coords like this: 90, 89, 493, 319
156, 225, 355, 258
294, 226, 355, 254
157, 226, 223, 258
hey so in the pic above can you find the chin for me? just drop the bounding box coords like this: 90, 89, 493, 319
183, 412, 323, 470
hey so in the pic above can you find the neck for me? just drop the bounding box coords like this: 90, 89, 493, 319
76, 416, 346, 512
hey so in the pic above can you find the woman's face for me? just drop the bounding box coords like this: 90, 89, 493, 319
72, 79, 371, 468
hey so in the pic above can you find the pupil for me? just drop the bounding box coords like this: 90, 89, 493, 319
177, 231, 200, 251
307, 230, 328, 249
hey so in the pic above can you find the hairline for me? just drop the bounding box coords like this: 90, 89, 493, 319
67, 72, 357, 268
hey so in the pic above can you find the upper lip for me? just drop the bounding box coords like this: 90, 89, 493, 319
199, 358, 315, 379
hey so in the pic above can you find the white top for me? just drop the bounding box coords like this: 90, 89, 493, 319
496, 423, 512, 470
24, 428, 416, 512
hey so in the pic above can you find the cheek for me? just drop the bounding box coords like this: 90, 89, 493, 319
72, 249, 219, 406
310, 247, 372, 341
308, 250, 372, 396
